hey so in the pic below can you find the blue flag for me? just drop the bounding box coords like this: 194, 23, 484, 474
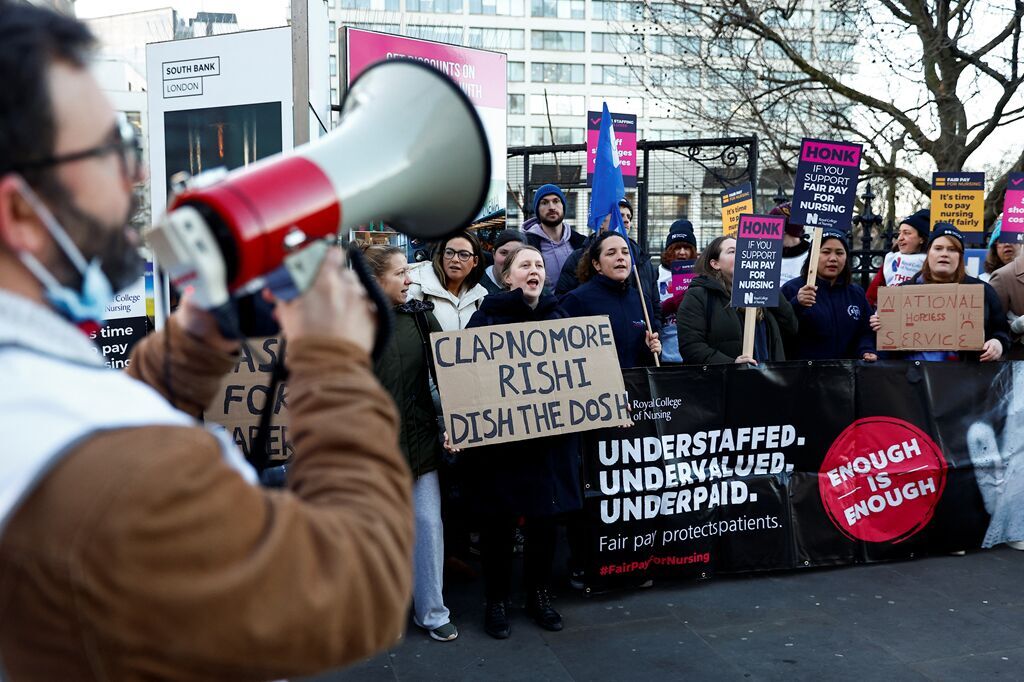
587, 103, 626, 235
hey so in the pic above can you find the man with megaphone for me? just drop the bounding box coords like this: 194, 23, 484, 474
0, 4, 490, 680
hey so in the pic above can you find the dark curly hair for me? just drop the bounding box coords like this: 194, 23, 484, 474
0, 1, 95, 202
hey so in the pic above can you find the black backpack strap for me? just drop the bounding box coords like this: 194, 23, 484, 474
411, 310, 439, 386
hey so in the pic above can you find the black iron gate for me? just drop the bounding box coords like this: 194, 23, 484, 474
506, 136, 758, 258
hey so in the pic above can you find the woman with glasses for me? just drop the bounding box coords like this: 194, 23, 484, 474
408, 230, 489, 588
408, 231, 488, 332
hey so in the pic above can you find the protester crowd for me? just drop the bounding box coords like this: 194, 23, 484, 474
367, 183, 1024, 644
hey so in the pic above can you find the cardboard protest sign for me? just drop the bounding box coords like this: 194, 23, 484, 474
720, 182, 753, 238
790, 138, 862, 230
670, 260, 696, 297
876, 284, 985, 351
931, 172, 985, 245
1000, 172, 1024, 244
587, 110, 637, 187
731, 214, 785, 307
204, 337, 292, 464
431, 316, 630, 448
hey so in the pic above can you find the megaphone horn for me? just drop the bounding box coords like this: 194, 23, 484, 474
145, 58, 491, 312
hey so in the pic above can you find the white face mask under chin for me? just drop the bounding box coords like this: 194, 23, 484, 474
12, 178, 116, 324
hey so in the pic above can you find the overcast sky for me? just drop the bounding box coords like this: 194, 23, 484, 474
75, 0, 289, 30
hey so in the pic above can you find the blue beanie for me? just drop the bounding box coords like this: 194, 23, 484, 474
532, 183, 567, 217
821, 227, 851, 251
929, 222, 964, 247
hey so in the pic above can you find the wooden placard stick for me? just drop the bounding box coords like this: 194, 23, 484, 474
805, 227, 824, 288
741, 306, 757, 358
633, 266, 661, 367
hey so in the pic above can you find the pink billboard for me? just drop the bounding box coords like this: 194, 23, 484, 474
586, 110, 637, 188
345, 28, 506, 110
343, 27, 507, 219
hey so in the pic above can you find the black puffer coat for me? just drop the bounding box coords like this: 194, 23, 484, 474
461, 290, 583, 518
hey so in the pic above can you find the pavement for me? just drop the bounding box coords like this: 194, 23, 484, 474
304, 546, 1024, 681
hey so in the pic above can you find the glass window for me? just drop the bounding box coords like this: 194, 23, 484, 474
508, 61, 525, 81
469, 0, 524, 15
340, 0, 399, 7
702, 194, 720, 222
592, 63, 640, 85
649, 34, 700, 56
531, 62, 585, 83
508, 93, 526, 114
592, 32, 643, 53
529, 93, 585, 116
349, 22, 401, 33
818, 41, 854, 62
650, 2, 698, 23
530, 126, 584, 145
530, 0, 584, 19
329, 21, 336, 42
406, 25, 464, 43
711, 37, 754, 57
592, 0, 642, 21
331, 87, 338, 105
650, 66, 699, 87
819, 10, 851, 30
507, 126, 525, 146
329, 55, 337, 77
406, 0, 464, 12
467, 27, 524, 49
531, 30, 585, 51
706, 69, 755, 88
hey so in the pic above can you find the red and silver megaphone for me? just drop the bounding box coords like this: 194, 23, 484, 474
145, 58, 491, 316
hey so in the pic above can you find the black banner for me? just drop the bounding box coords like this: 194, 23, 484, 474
581, 361, 1022, 590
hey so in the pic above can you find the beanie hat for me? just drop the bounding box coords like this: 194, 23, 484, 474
665, 219, 697, 250
532, 183, 567, 217
988, 216, 1003, 249
493, 229, 526, 251
770, 201, 802, 238
821, 227, 850, 251
618, 198, 633, 215
929, 222, 964, 248
900, 208, 930, 242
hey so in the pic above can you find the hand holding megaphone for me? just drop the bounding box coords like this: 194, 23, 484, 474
145, 58, 491, 345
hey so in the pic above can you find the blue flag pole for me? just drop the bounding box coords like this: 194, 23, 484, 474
588, 103, 660, 366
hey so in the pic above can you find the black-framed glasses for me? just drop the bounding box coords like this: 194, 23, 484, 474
13, 114, 143, 182
443, 248, 475, 262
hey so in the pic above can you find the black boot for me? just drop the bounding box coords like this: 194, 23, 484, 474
526, 588, 563, 631
484, 599, 511, 639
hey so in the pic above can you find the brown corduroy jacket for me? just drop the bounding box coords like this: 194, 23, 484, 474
0, 319, 413, 681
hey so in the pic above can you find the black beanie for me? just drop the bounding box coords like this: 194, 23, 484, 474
821, 227, 851, 251
929, 222, 964, 248
901, 209, 930, 242
493, 229, 526, 251
665, 219, 697, 249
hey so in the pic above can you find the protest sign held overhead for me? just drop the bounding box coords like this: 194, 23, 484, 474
931, 173, 985, 245
587, 110, 637, 188
875, 284, 985, 351
670, 260, 696, 298
720, 182, 754, 238
204, 337, 293, 465
1000, 172, 1024, 244
731, 214, 785, 308
790, 138, 862, 230
431, 317, 630, 449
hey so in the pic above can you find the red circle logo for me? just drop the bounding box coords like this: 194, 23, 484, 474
819, 417, 947, 544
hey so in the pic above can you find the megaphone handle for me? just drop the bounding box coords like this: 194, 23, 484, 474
346, 244, 394, 362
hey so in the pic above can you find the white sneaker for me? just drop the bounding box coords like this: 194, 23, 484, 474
1007, 541, 1024, 551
